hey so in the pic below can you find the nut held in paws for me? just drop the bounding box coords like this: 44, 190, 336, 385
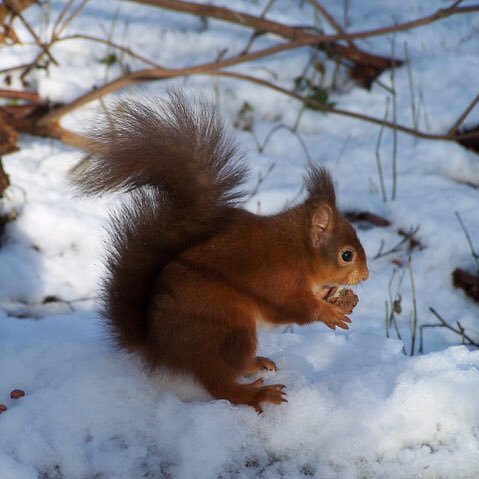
325, 287, 359, 314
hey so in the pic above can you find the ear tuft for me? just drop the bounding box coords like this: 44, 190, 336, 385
311, 204, 333, 248
305, 166, 336, 206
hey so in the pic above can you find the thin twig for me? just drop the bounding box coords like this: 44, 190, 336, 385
385, 300, 390, 338
247, 162, 275, 199
342, 0, 350, 28
408, 257, 418, 355
419, 324, 441, 353
417, 89, 431, 131
390, 34, 398, 201
404, 42, 418, 131
429, 307, 479, 347
306, 0, 355, 48
52, 0, 75, 38
5, 1, 58, 66
0, 62, 37, 76
54, 0, 89, 38
455, 211, 479, 271
19, 49, 48, 85
257, 124, 313, 165
375, 97, 389, 202
447, 91, 479, 137
451, 0, 466, 8
55, 34, 160, 67
335, 135, 351, 164
374, 226, 420, 260
240, 0, 276, 55
386, 268, 406, 354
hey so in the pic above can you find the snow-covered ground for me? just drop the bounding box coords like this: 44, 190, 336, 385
1, 1, 479, 477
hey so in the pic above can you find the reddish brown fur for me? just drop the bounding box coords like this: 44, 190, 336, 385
71, 91, 369, 412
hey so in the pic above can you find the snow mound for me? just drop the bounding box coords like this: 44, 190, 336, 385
1, 312, 479, 478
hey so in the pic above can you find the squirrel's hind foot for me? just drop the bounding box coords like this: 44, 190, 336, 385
244, 356, 278, 376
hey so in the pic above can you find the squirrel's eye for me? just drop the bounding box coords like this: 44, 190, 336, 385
341, 250, 354, 263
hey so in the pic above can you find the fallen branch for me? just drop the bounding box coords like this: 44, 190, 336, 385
1, 101, 91, 150
126, 0, 479, 86
31, 59, 479, 148
0, 56, 464, 152
0, 88, 40, 103
1, 0, 478, 152
129, 0, 479, 44
126, 0, 404, 87
208, 70, 479, 142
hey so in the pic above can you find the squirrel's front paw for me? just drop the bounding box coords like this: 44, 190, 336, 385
318, 302, 352, 330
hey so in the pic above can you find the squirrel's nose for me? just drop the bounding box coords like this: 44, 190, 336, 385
361, 268, 369, 281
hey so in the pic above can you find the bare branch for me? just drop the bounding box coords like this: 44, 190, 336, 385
126, 0, 479, 62
212, 71, 479, 142
0, 89, 40, 103
4, 0, 479, 152
36, 58, 479, 147
37, 41, 313, 125
55, 34, 161, 68
125, 0, 403, 73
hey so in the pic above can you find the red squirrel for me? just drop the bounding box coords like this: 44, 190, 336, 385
71, 91, 369, 412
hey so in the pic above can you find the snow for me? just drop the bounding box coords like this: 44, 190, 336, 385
1, 0, 479, 477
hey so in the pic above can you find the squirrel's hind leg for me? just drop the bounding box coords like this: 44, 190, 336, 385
150, 295, 286, 411
191, 328, 285, 412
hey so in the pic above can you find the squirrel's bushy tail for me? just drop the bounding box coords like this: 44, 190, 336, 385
71, 90, 247, 213
70, 91, 248, 351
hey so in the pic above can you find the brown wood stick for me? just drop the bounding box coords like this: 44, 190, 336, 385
36, 64, 479, 149
126, 0, 402, 70
0, 88, 40, 103
126, 0, 479, 67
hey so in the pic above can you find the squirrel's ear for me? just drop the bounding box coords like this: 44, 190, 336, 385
310, 204, 333, 248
